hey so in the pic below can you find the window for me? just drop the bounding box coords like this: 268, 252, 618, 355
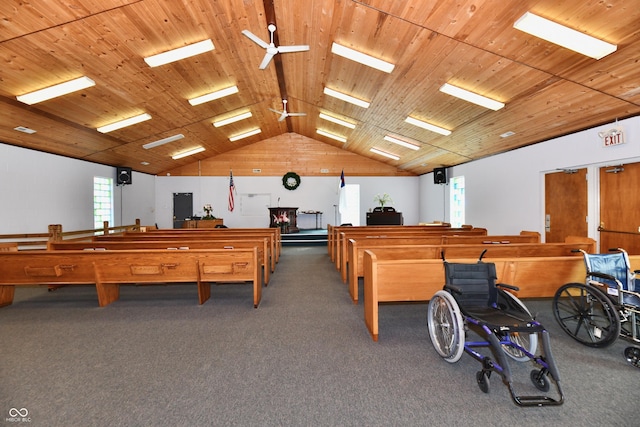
94, 176, 113, 229
450, 175, 465, 228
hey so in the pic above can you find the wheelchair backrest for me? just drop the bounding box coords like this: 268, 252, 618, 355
444, 261, 498, 308
584, 251, 633, 291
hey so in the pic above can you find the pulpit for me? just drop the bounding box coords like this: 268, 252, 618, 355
269, 207, 299, 233
366, 207, 403, 225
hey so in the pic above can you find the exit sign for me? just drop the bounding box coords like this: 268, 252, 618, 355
601, 128, 625, 147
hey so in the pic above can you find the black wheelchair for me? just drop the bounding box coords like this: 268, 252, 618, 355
427, 251, 564, 406
552, 248, 640, 367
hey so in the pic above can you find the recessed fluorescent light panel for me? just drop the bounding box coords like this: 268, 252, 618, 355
97, 113, 152, 133
319, 113, 356, 129
188, 85, 239, 106
16, 76, 95, 105
405, 117, 452, 136
370, 148, 400, 160
514, 12, 617, 60
331, 43, 395, 73
323, 87, 370, 108
143, 134, 185, 149
144, 39, 214, 67
316, 129, 347, 143
229, 128, 261, 142
14, 126, 37, 134
172, 147, 205, 160
213, 111, 252, 127
439, 83, 504, 111
384, 135, 420, 151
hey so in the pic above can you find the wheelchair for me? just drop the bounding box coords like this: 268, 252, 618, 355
552, 248, 640, 367
427, 251, 564, 406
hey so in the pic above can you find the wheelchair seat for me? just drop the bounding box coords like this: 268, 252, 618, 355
443, 261, 535, 326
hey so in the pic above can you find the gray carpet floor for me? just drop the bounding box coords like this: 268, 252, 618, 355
1, 245, 637, 426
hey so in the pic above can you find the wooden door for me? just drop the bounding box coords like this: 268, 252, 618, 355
599, 163, 640, 253
545, 169, 588, 243
173, 192, 193, 229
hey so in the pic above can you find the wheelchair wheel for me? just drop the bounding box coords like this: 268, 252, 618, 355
500, 291, 538, 362
624, 346, 640, 368
476, 371, 490, 393
530, 369, 550, 392
553, 283, 620, 348
428, 290, 465, 363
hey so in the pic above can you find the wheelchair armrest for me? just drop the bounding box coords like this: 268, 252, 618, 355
496, 283, 519, 292
443, 284, 463, 295
587, 271, 620, 283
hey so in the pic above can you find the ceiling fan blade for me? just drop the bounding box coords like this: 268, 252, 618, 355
278, 112, 287, 122
288, 113, 307, 117
241, 30, 269, 49
268, 108, 283, 114
259, 52, 275, 69
277, 45, 310, 53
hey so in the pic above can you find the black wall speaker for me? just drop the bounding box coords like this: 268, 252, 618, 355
116, 167, 132, 185
433, 167, 447, 184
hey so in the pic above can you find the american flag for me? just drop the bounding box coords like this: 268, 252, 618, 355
228, 170, 236, 212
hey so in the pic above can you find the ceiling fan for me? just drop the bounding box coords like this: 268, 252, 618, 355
242, 24, 309, 69
270, 99, 307, 121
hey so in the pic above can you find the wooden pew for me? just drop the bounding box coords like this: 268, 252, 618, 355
48, 238, 272, 286
96, 231, 278, 274
345, 235, 591, 303
0, 248, 262, 308
335, 226, 488, 270
362, 247, 608, 342
141, 227, 281, 262
327, 224, 457, 261
342, 232, 540, 286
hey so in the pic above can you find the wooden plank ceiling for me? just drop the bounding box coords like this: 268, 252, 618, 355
0, 0, 639, 176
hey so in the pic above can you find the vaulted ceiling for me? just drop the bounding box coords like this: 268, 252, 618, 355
1, 0, 639, 176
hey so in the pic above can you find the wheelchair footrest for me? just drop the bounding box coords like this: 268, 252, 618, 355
511, 394, 564, 407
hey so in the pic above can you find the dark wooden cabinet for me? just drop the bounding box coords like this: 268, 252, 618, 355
366, 211, 403, 225
269, 207, 299, 233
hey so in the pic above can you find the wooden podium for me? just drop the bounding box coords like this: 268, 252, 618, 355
269, 207, 299, 233
366, 207, 403, 225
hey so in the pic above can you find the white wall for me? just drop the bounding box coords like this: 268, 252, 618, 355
420, 116, 640, 237
0, 144, 156, 234
4, 115, 638, 235
154, 175, 420, 229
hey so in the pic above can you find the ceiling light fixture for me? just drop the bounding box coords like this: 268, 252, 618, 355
171, 147, 205, 160
97, 113, 152, 133
16, 76, 95, 105
229, 128, 261, 141
213, 111, 252, 127
319, 112, 356, 129
439, 83, 504, 110
500, 131, 516, 138
188, 85, 239, 106
370, 148, 400, 160
323, 87, 370, 108
316, 129, 347, 143
384, 135, 420, 151
144, 39, 214, 67
514, 12, 617, 60
143, 134, 184, 149
14, 126, 37, 134
331, 42, 395, 73
405, 117, 452, 136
